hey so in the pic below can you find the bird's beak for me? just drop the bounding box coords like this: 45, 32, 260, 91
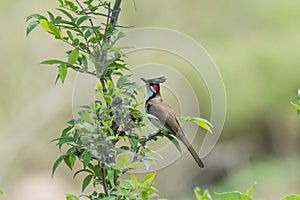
140, 77, 147, 83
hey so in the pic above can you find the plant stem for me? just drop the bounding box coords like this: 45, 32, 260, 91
100, 161, 109, 196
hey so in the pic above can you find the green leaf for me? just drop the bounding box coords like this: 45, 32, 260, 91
52, 155, 66, 177
109, 63, 129, 71
66, 30, 74, 41
246, 182, 257, 196
47, 11, 55, 22
107, 79, 114, 95
58, 63, 68, 83
291, 101, 300, 111
79, 110, 95, 124
116, 74, 132, 88
298, 88, 300, 103
128, 135, 138, 151
117, 31, 126, 40
141, 171, 156, 184
26, 14, 46, 22
39, 19, 63, 39
66, 194, 80, 200
26, 20, 39, 36
97, 81, 103, 92
180, 116, 213, 133
72, 38, 80, 46
106, 167, 115, 187
117, 153, 129, 168
58, 0, 63, 6
64, 153, 76, 170
99, 197, 116, 200
73, 168, 93, 179
82, 174, 93, 192
0, 191, 4, 195
79, 42, 87, 50
82, 151, 92, 169
281, 195, 300, 200
131, 174, 139, 188
76, 16, 91, 26
128, 161, 143, 169
104, 95, 112, 103
164, 134, 181, 152
65, 0, 78, 11
41, 59, 66, 65
68, 48, 79, 65
56, 8, 75, 22
194, 187, 213, 200
215, 191, 253, 200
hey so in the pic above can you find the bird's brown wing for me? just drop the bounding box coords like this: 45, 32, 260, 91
148, 99, 204, 168
148, 101, 180, 133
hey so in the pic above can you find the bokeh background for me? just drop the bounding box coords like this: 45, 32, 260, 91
1, 0, 300, 199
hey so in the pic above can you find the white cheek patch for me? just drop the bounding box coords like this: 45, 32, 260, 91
150, 86, 155, 92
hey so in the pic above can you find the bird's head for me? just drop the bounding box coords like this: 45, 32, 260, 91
141, 76, 166, 99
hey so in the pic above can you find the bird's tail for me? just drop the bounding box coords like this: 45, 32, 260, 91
176, 132, 204, 168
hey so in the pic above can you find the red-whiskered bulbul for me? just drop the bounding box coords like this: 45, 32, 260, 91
141, 76, 204, 168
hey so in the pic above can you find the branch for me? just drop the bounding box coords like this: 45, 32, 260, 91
100, 161, 109, 196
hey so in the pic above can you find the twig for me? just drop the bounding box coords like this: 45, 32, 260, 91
100, 161, 109, 196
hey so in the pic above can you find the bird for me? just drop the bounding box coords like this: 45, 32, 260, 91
141, 76, 204, 168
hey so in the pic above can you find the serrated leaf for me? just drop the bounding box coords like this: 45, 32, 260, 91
215, 191, 252, 200
82, 174, 93, 192
281, 195, 300, 200
66, 194, 79, 200
26, 20, 39, 36
52, 155, 65, 177
117, 153, 129, 168
58, 63, 68, 83
180, 116, 213, 133
79, 110, 95, 124
141, 171, 156, 184
68, 48, 79, 65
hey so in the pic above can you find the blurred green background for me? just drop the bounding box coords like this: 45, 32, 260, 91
1, 0, 300, 199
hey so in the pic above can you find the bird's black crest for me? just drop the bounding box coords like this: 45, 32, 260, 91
141, 76, 167, 84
